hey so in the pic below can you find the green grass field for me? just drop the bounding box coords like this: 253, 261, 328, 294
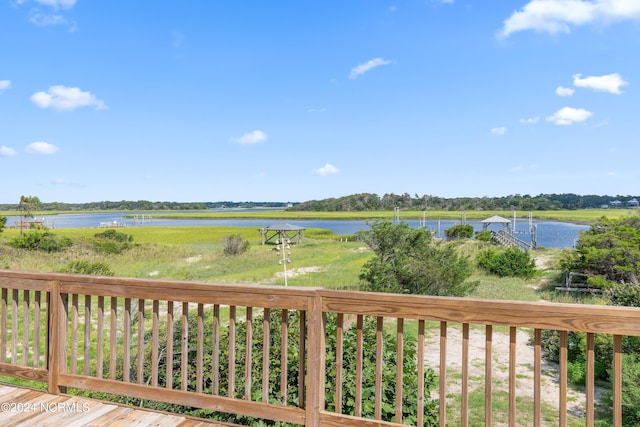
2, 208, 637, 223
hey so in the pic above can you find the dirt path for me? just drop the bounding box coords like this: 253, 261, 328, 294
424, 326, 604, 423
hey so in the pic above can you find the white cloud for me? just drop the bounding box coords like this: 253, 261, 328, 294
0, 146, 17, 157
33, 0, 76, 9
520, 116, 540, 124
26, 141, 59, 155
349, 58, 392, 79
314, 163, 340, 176
491, 127, 507, 136
29, 11, 67, 26
0, 80, 11, 93
573, 73, 629, 94
499, 0, 640, 38
234, 130, 268, 145
30, 85, 106, 111
546, 106, 592, 125
556, 86, 575, 96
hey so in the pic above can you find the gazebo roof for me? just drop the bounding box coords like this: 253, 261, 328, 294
481, 215, 511, 224
265, 222, 306, 231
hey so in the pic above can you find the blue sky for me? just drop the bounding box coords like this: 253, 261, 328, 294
1, 0, 639, 204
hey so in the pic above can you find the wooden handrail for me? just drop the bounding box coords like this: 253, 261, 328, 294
1, 269, 639, 426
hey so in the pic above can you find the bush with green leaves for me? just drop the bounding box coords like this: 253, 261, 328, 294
444, 224, 474, 240
0, 216, 6, 234
93, 229, 133, 254
474, 229, 491, 242
358, 221, 476, 296
560, 215, 640, 286
9, 231, 72, 252
60, 260, 114, 276
222, 234, 250, 255
476, 247, 536, 278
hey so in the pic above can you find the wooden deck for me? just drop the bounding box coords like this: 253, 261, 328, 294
0, 384, 236, 427
3, 269, 640, 426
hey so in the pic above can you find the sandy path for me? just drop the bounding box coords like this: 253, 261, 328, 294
424, 326, 604, 423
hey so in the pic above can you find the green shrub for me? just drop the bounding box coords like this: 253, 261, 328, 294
445, 224, 474, 240
60, 260, 114, 276
475, 230, 491, 242
605, 283, 640, 307
9, 231, 72, 252
476, 247, 536, 278
358, 221, 476, 296
93, 229, 133, 254
222, 234, 250, 256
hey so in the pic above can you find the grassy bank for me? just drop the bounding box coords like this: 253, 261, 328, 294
2, 208, 637, 223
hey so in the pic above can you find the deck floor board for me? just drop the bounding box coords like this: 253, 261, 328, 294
0, 384, 239, 427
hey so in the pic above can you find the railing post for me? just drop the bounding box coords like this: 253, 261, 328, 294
305, 292, 325, 426
47, 280, 67, 394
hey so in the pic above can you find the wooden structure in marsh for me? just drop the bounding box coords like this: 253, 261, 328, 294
482, 214, 535, 250
259, 222, 305, 245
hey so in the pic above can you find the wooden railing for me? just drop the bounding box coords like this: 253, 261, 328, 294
1, 269, 640, 426
490, 229, 533, 250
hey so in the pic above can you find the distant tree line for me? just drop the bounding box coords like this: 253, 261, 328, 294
0, 200, 290, 212
287, 192, 640, 212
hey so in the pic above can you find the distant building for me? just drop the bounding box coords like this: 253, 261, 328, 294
610, 200, 623, 208
628, 198, 640, 208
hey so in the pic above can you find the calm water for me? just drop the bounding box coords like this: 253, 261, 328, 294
5, 213, 588, 249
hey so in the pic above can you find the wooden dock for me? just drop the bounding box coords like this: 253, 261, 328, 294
0, 384, 237, 427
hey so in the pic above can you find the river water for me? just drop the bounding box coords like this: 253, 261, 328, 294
4, 213, 588, 249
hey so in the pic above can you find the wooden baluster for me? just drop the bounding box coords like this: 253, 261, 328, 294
375, 316, 383, 420
509, 327, 517, 427
586, 332, 595, 427
229, 305, 236, 398
335, 313, 344, 414
12, 289, 18, 364
262, 308, 270, 403
613, 335, 622, 427
355, 314, 363, 417
279, 308, 288, 405
1, 288, 7, 363
109, 296, 117, 380
22, 290, 30, 366
181, 302, 188, 391
212, 304, 219, 395
166, 301, 174, 389
395, 318, 404, 424
71, 294, 78, 373
417, 320, 425, 427
96, 296, 104, 378
151, 300, 159, 387
462, 323, 470, 427
34, 290, 41, 368
123, 298, 131, 383
439, 321, 447, 427
559, 331, 568, 427
533, 329, 541, 427
137, 299, 145, 384
196, 303, 204, 393
84, 295, 91, 376
298, 310, 306, 408
245, 307, 252, 400
485, 325, 493, 427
